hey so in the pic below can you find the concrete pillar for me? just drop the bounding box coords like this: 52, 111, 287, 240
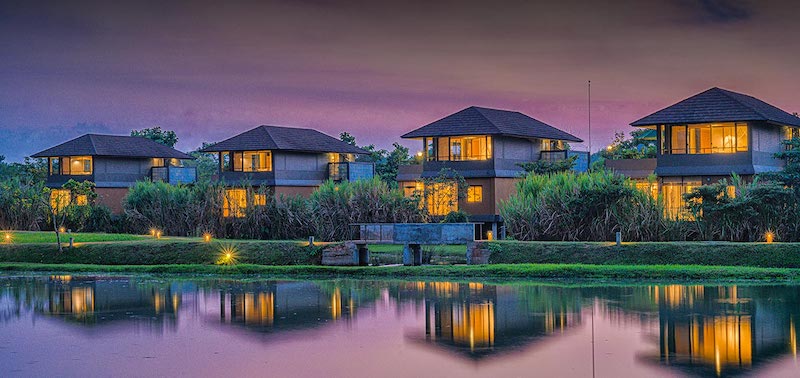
403, 243, 422, 266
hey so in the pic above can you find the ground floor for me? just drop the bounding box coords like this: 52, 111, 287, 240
223, 185, 317, 217
632, 175, 746, 219
49, 186, 129, 214
397, 177, 518, 239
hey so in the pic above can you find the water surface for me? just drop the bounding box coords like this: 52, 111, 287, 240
1, 275, 799, 377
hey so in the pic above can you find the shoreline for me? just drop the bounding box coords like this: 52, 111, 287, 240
2, 262, 800, 283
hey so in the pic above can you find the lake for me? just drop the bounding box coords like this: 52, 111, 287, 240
1, 275, 799, 377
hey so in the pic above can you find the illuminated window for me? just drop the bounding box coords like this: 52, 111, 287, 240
541, 139, 564, 151
50, 189, 71, 211
426, 182, 458, 216
668, 123, 747, 154
253, 193, 267, 206
635, 181, 658, 199
428, 136, 492, 161
49, 158, 61, 175
243, 151, 272, 172
221, 152, 232, 172
153, 158, 166, 167
662, 181, 700, 219
223, 189, 247, 218
467, 186, 483, 203
75, 194, 88, 206
58, 156, 92, 175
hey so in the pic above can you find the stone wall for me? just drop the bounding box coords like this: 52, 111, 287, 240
466, 242, 491, 265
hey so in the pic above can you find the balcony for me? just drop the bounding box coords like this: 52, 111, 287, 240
539, 150, 590, 172
328, 162, 375, 182
151, 166, 197, 185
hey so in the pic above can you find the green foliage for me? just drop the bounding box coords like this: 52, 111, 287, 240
131, 126, 178, 147
518, 155, 577, 175
500, 170, 665, 241
123, 180, 224, 236
442, 210, 469, 223
186, 142, 219, 182
599, 129, 657, 160
421, 168, 468, 218
310, 178, 427, 241
0, 177, 48, 230
2, 231, 147, 244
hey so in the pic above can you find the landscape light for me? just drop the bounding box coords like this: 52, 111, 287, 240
156, 231, 162, 239
150, 228, 156, 237
765, 231, 775, 244
416, 151, 423, 157
203, 233, 212, 242
486, 231, 493, 241
217, 245, 239, 265
59, 227, 66, 233
3, 233, 11, 243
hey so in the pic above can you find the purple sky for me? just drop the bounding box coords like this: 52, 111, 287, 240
1, 0, 799, 161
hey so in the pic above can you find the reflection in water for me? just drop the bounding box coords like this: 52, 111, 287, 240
1, 275, 800, 377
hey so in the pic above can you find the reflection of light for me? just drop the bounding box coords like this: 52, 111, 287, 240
331, 288, 342, 320
791, 319, 797, 361
452, 301, 495, 350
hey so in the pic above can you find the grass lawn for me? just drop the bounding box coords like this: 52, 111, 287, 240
1, 231, 151, 244
2, 262, 800, 282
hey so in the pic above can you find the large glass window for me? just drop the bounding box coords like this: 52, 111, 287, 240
223, 189, 247, 218
541, 139, 564, 151
668, 123, 747, 154
56, 156, 92, 175
467, 186, 483, 203
220, 152, 232, 172
243, 151, 272, 172
49, 158, 61, 175
427, 136, 492, 161
426, 182, 458, 216
662, 181, 700, 219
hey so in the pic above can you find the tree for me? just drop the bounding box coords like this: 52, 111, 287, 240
186, 142, 220, 182
518, 156, 577, 175
600, 129, 656, 160
339, 132, 412, 184
339, 132, 357, 146
421, 168, 468, 219
131, 126, 178, 147
45, 180, 96, 252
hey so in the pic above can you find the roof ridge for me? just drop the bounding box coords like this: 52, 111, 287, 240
470, 107, 503, 134
714, 87, 770, 120
87, 134, 99, 155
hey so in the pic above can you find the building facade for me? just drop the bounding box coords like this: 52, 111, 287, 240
627, 87, 800, 217
200, 125, 373, 217
399, 106, 584, 238
31, 134, 196, 213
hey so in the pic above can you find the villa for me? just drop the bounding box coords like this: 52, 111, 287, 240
31, 134, 196, 213
623, 87, 800, 217
200, 125, 373, 217
398, 106, 584, 238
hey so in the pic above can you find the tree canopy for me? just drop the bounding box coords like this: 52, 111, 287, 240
131, 126, 178, 147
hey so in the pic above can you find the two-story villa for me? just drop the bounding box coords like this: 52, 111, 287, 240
31, 134, 197, 213
399, 106, 583, 237
630, 87, 800, 216
200, 125, 373, 216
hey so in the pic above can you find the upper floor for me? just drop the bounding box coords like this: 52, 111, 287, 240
200, 125, 373, 186
31, 134, 196, 188
631, 87, 800, 177
401, 106, 584, 179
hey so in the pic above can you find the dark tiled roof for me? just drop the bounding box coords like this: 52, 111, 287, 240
401, 106, 583, 142
200, 125, 369, 154
31, 134, 194, 159
631, 87, 800, 127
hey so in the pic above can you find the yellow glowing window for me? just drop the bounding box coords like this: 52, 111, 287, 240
153, 158, 165, 167
253, 193, 267, 206
467, 186, 483, 203
243, 151, 272, 172
75, 194, 88, 206
426, 182, 457, 216
449, 136, 491, 161
50, 189, 71, 211
635, 181, 658, 199
67, 156, 92, 175
662, 181, 700, 219
223, 189, 247, 218
670, 123, 747, 154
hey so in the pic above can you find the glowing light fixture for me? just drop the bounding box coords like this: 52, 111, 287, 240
416, 151, 423, 157
203, 233, 212, 243
59, 227, 66, 233
765, 231, 775, 244
150, 228, 156, 237
3, 233, 11, 243
217, 245, 239, 265
486, 231, 493, 241
156, 231, 162, 239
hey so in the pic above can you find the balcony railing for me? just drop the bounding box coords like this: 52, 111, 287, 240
540, 150, 568, 162
329, 162, 375, 182
151, 166, 197, 185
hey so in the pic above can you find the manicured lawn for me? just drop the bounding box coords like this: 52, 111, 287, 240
1, 231, 150, 244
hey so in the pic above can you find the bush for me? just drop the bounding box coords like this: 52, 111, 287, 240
500, 170, 666, 241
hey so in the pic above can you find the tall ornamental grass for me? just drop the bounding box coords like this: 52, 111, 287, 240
500, 170, 666, 241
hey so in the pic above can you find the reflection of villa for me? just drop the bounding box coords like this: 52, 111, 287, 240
42, 276, 180, 325
643, 285, 800, 377
404, 282, 583, 359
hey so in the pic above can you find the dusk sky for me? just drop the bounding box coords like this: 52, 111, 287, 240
1, 0, 799, 161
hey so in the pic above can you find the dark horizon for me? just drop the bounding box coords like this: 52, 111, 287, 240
1, 0, 798, 161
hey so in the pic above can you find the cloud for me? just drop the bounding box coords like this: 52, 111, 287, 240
671, 0, 754, 23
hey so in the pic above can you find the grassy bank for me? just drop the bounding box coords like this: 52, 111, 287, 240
488, 241, 800, 268
2, 262, 800, 281
2, 231, 149, 244
0, 239, 325, 265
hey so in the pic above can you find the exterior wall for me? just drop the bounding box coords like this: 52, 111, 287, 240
459, 178, 496, 216
219, 151, 330, 186
274, 185, 317, 198
95, 187, 130, 214
605, 158, 657, 179
750, 122, 785, 173
416, 136, 541, 179
93, 157, 154, 187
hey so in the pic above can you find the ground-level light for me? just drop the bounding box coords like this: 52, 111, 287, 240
765, 231, 775, 244
203, 233, 212, 242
